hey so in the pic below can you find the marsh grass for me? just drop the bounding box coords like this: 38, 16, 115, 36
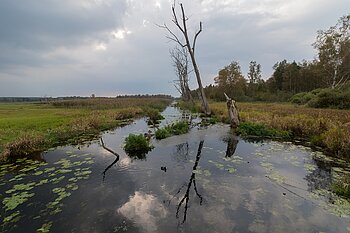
333, 174, 350, 198
51, 97, 171, 110
176, 101, 200, 113
179, 101, 350, 160
0, 98, 171, 162
237, 122, 291, 139
2, 133, 46, 161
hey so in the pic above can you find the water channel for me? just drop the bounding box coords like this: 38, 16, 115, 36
1, 105, 350, 232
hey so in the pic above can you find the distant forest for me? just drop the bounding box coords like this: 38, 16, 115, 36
0, 95, 172, 103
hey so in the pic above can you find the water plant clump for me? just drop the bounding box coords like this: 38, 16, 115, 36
200, 116, 218, 126
144, 108, 164, 125
171, 121, 189, 135
155, 128, 172, 139
124, 134, 153, 159
155, 121, 189, 140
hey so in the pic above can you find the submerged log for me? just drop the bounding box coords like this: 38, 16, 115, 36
224, 93, 240, 129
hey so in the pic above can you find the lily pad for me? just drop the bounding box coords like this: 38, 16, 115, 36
3, 191, 35, 211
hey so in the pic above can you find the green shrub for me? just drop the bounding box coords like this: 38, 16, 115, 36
290, 88, 350, 109
237, 122, 291, 139
124, 134, 153, 159
290, 92, 316, 105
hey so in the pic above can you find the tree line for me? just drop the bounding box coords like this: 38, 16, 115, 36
185, 14, 350, 102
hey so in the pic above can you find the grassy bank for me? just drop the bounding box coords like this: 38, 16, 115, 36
0, 97, 172, 162
178, 101, 350, 160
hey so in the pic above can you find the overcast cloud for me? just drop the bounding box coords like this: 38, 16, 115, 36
0, 0, 348, 97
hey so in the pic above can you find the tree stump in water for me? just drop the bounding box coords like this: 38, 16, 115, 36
224, 93, 240, 129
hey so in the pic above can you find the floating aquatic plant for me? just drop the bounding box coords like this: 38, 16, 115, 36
227, 168, 236, 174
1, 151, 95, 230
304, 163, 317, 173
37, 221, 53, 233
3, 211, 20, 224
3, 191, 35, 211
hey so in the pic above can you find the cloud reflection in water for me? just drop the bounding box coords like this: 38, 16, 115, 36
117, 191, 168, 233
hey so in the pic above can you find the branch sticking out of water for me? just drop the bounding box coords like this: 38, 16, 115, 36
100, 138, 120, 181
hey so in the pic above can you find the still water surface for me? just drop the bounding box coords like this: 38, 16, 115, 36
1, 105, 350, 232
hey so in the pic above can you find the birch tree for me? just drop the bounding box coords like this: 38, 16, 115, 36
313, 14, 350, 89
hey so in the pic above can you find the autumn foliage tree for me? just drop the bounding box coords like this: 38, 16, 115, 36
214, 61, 247, 99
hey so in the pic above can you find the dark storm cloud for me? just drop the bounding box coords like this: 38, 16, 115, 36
0, 0, 126, 74
0, 0, 126, 49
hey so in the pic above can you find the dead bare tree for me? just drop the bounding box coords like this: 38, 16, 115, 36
170, 46, 193, 101
100, 138, 120, 181
159, 1, 210, 115
224, 93, 240, 129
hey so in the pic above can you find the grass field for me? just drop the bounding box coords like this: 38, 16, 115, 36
0, 97, 172, 161
179, 101, 350, 160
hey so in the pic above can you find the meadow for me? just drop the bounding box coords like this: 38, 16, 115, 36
0, 97, 172, 161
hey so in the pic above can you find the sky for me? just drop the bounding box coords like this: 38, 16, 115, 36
0, 0, 349, 97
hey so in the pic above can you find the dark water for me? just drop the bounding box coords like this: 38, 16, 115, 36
1, 105, 350, 233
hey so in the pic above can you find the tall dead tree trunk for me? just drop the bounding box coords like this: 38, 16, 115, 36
224, 93, 240, 129
159, 2, 210, 115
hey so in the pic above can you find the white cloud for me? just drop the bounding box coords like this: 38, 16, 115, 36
95, 43, 107, 51
112, 29, 132, 39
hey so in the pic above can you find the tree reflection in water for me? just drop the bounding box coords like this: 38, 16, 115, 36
174, 140, 205, 223
223, 133, 239, 158
100, 138, 120, 181
172, 142, 190, 163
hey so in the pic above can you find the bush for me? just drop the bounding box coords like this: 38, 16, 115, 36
290, 92, 317, 105
290, 88, 350, 109
124, 134, 153, 159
